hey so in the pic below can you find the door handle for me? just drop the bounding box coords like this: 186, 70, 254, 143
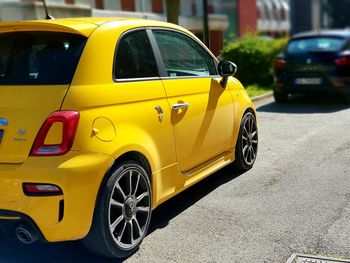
172, 103, 190, 110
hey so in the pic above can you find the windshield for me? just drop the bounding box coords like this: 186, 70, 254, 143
0, 31, 86, 85
286, 37, 347, 55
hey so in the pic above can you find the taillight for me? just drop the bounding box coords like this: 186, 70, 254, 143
30, 111, 79, 156
335, 55, 350, 66
275, 58, 286, 69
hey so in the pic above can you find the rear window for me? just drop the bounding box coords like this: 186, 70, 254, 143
0, 32, 86, 85
287, 37, 347, 55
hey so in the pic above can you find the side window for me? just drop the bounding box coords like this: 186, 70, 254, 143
152, 30, 217, 77
114, 30, 158, 79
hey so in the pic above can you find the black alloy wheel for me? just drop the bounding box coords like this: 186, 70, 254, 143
234, 112, 258, 170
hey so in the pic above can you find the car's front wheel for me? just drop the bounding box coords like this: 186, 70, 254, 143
234, 112, 258, 171
83, 161, 152, 258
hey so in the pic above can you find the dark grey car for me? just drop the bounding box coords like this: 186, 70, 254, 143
273, 30, 350, 102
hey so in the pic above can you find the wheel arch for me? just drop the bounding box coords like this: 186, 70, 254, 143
92, 151, 153, 221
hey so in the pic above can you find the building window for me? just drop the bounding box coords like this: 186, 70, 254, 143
121, 0, 135, 11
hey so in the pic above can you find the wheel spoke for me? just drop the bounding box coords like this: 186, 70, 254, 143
136, 192, 149, 204
137, 206, 150, 213
250, 118, 254, 133
133, 217, 142, 237
251, 146, 256, 160
133, 173, 140, 196
129, 221, 134, 243
128, 170, 133, 196
116, 182, 127, 201
110, 215, 124, 233
243, 127, 249, 137
251, 131, 257, 138
242, 145, 249, 155
110, 199, 123, 208
117, 221, 127, 241
252, 139, 258, 145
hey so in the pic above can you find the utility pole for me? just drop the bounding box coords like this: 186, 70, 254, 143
166, 0, 180, 24
203, 0, 210, 48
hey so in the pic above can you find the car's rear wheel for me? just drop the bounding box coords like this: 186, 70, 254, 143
273, 90, 288, 103
83, 161, 152, 258
234, 112, 258, 171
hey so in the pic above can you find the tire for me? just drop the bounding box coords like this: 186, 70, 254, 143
234, 112, 258, 171
273, 90, 288, 103
83, 161, 152, 258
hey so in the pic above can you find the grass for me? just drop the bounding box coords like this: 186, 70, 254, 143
245, 83, 273, 98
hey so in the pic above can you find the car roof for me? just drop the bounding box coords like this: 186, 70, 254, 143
0, 17, 183, 38
291, 29, 350, 40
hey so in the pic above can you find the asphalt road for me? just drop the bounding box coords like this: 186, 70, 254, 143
1, 94, 350, 263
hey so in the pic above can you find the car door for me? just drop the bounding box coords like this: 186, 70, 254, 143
150, 29, 235, 173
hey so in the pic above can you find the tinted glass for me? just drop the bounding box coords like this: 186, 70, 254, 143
114, 30, 158, 79
287, 37, 347, 54
0, 32, 86, 85
153, 30, 216, 77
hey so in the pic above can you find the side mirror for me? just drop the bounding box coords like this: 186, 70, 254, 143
218, 60, 237, 88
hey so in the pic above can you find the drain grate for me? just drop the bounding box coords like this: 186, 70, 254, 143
286, 254, 350, 263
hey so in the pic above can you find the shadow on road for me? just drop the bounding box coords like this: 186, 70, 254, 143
257, 94, 350, 114
148, 166, 243, 234
0, 167, 243, 263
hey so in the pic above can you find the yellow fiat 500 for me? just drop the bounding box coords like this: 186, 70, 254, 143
0, 17, 258, 258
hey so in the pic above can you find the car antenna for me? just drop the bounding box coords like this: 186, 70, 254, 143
42, 0, 54, 19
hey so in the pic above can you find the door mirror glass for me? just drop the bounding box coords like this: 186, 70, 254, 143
218, 60, 237, 77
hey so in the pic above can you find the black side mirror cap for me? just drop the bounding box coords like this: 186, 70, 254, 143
218, 61, 237, 88
218, 60, 237, 77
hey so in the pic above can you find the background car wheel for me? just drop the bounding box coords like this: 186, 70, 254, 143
234, 112, 258, 171
83, 161, 152, 258
273, 90, 288, 103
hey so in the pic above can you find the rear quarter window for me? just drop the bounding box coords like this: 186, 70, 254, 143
0, 32, 86, 85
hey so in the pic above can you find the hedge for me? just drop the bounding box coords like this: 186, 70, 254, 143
221, 35, 288, 86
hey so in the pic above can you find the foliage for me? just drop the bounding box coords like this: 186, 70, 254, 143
221, 35, 288, 86
246, 83, 273, 98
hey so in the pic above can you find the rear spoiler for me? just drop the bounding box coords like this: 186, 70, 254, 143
0, 20, 97, 37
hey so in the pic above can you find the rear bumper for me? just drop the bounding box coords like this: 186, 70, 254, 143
275, 74, 350, 95
0, 151, 114, 242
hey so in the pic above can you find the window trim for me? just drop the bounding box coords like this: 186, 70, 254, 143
148, 27, 220, 80
112, 28, 161, 83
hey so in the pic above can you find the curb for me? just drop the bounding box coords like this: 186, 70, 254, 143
251, 91, 273, 104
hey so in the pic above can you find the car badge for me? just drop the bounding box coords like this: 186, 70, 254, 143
306, 59, 312, 64
18, 129, 26, 136
154, 106, 164, 122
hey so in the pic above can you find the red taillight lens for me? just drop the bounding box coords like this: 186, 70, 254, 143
335, 56, 350, 66
275, 58, 286, 69
30, 111, 79, 156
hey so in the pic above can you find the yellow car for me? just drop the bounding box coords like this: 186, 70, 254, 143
0, 17, 258, 258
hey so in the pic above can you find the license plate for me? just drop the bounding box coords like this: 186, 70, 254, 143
0, 130, 3, 143
294, 78, 322, 85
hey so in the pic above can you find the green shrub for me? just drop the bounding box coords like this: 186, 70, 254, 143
221, 35, 288, 86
